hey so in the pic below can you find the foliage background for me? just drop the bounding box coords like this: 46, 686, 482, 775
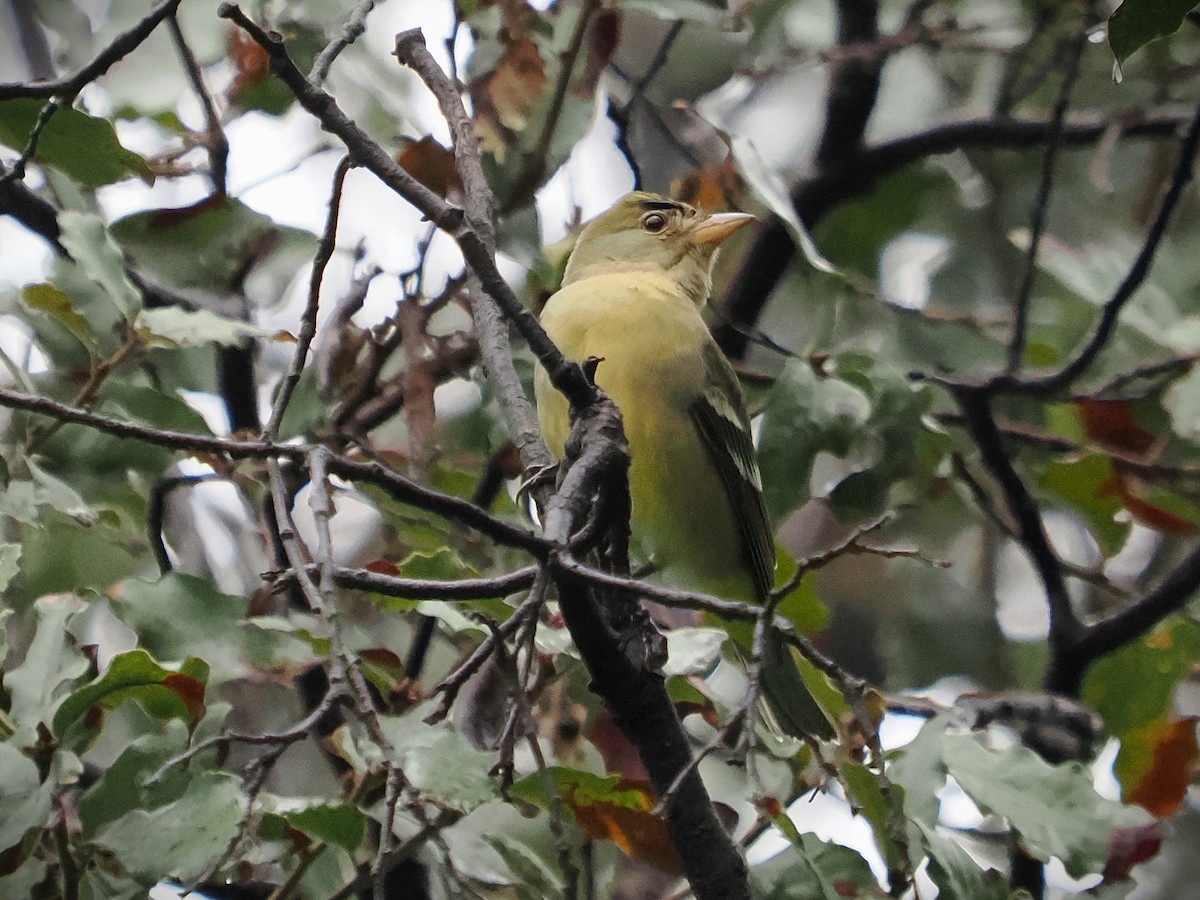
0, 0, 1199, 898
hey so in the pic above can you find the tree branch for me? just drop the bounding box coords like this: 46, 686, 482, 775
0, 0, 184, 100
715, 111, 1191, 358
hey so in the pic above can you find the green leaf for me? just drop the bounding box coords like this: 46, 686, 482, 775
381, 707, 499, 813
0, 541, 21, 593
0, 741, 56, 856
840, 760, 904, 872
58, 211, 142, 320
21, 283, 97, 353
1083, 617, 1200, 734
118, 574, 247, 680
1109, 1, 1200, 68
93, 770, 242, 884
16, 509, 143, 598
136, 306, 292, 349
53, 649, 209, 748
25, 458, 99, 525
750, 831, 879, 899
111, 196, 314, 292
281, 802, 366, 852
484, 833, 564, 899
941, 733, 1149, 879
0, 98, 152, 187
4, 595, 90, 732
97, 381, 213, 434
729, 133, 836, 276
758, 359, 870, 521
917, 822, 1008, 900
888, 714, 953, 825
1039, 454, 1128, 553
77, 726, 196, 837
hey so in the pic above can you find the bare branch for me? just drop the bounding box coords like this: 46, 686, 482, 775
0, 0, 184, 101
1007, 25, 1089, 373
263, 155, 353, 438
310, 0, 378, 86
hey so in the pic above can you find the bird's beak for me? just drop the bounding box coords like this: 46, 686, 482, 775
691, 211, 755, 246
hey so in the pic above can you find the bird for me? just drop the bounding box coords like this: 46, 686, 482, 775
534, 191, 835, 741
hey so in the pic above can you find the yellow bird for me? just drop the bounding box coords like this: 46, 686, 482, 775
534, 192, 835, 741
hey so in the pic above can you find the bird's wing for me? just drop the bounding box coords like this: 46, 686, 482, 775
689, 340, 775, 602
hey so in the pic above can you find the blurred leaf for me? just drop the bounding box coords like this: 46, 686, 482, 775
0, 742, 55, 874
1083, 617, 1200, 734
118, 574, 246, 679
21, 283, 97, 354
4, 595, 90, 731
397, 135, 463, 199
397, 546, 478, 581
381, 707, 498, 813
727, 133, 836, 275
77, 726, 196, 837
1040, 454, 1128, 552
58, 211, 141, 321
942, 733, 1149, 878
1108, 0, 1199, 68
281, 802, 366, 852
0, 542, 21, 593
1074, 399, 1157, 455
228, 22, 324, 115
662, 627, 727, 676
111, 196, 314, 292
758, 360, 868, 521
840, 760, 904, 872
1109, 471, 1200, 535
816, 168, 945, 276
889, 713, 954, 824
484, 832, 562, 898
53, 649, 209, 749
750, 830, 881, 899
917, 821, 1009, 900
136, 306, 291, 348
511, 767, 682, 874
0, 99, 152, 187
97, 381, 212, 434
93, 770, 242, 884
25, 458, 98, 525
1113, 716, 1199, 817
17, 509, 143, 598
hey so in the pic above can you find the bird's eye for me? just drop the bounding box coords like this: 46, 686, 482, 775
642, 212, 668, 234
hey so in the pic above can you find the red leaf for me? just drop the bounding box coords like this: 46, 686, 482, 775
1075, 399, 1156, 455
1103, 822, 1163, 883
228, 29, 270, 97
1126, 717, 1199, 817
564, 778, 683, 875
162, 673, 207, 724
1110, 472, 1197, 535
365, 559, 400, 576
587, 713, 648, 783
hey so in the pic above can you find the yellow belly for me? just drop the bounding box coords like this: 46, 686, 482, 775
534, 273, 755, 601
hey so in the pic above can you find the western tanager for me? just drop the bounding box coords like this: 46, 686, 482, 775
534, 192, 835, 741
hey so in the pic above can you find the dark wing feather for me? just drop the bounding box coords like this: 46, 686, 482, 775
688, 341, 775, 602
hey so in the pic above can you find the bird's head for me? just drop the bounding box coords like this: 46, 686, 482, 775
562, 192, 754, 302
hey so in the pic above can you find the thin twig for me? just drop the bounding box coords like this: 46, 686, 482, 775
264, 155, 354, 438
0, 0, 184, 100
310, 0, 378, 86
168, 13, 229, 195
1006, 24, 1089, 373
999, 102, 1200, 394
